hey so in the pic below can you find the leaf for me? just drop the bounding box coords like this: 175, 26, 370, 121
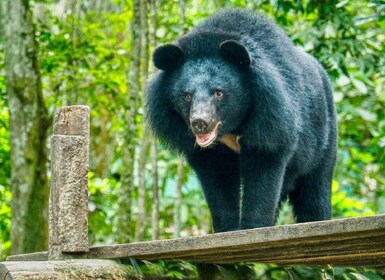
354, 16, 376, 25
357, 108, 377, 122
379, 137, 385, 147
325, 24, 336, 38
337, 75, 351, 87
336, 0, 350, 8
333, 91, 344, 103
352, 78, 368, 94
349, 272, 371, 280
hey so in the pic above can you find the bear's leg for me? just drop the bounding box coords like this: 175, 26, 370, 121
240, 149, 287, 229
289, 164, 333, 222
186, 148, 240, 232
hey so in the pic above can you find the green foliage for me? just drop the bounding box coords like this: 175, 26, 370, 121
114, 261, 385, 279
332, 180, 375, 218
137, 260, 198, 279
252, 265, 385, 280
36, 5, 129, 112
88, 173, 119, 245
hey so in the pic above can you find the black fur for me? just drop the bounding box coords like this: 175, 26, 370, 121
146, 9, 337, 232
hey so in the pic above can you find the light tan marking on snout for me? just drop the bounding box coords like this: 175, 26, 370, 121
219, 134, 241, 154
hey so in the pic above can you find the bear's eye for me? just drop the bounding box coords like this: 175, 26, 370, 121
184, 92, 192, 102
213, 90, 224, 99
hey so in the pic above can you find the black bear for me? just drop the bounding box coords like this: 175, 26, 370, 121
146, 8, 337, 233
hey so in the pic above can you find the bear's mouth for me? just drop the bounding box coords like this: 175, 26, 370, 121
195, 122, 222, 147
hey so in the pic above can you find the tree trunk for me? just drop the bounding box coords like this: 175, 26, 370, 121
148, 0, 160, 241
115, 0, 142, 243
0, 0, 49, 254
135, 0, 150, 242
90, 108, 112, 178
136, 129, 150, 241
180, 0, 187, 33
151, 139, 160, 240
173, 0, 187, 239
173, 157, 185, 238
140, 0, 149, 90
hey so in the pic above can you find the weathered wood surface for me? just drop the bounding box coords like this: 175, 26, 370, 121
49, 105, 90, 260
0, 259, 134, 280
7, 215, 385, 267
7, 252, 48, 262
89, 215, 385, 267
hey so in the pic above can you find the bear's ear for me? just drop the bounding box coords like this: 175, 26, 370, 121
220, 40, 251, 67
152, 44, 185, 71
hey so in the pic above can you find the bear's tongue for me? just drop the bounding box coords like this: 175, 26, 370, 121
195, 122, 221, 147
196, 131, 217, 147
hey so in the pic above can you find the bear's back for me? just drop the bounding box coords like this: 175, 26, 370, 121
194, 8, 294, 51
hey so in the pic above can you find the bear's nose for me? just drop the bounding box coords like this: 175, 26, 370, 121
191, 119, 208, 133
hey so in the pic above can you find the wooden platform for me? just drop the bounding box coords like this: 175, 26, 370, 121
7, 215, 385, 268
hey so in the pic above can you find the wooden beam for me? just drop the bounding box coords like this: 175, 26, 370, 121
7, 215, 385, 267
6, 252, 48, 262
0, 259, 136, 280
88, 215, 385, 267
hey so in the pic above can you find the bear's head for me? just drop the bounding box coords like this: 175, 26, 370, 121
152, 39, 253, 150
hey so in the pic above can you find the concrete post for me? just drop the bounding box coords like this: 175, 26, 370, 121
48, 105, 90, 260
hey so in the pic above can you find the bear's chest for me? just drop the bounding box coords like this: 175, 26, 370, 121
219, 134, 241, 154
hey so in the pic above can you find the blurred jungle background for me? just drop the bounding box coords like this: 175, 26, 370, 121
0, 0, 384, 278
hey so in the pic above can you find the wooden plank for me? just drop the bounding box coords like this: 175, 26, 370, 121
6, 215, 385, 267
265, 251, 385, 267
88, 215, 385, 266
182, 229, 385, 263
0, 259, 135, 280
6, 252, 48, 262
